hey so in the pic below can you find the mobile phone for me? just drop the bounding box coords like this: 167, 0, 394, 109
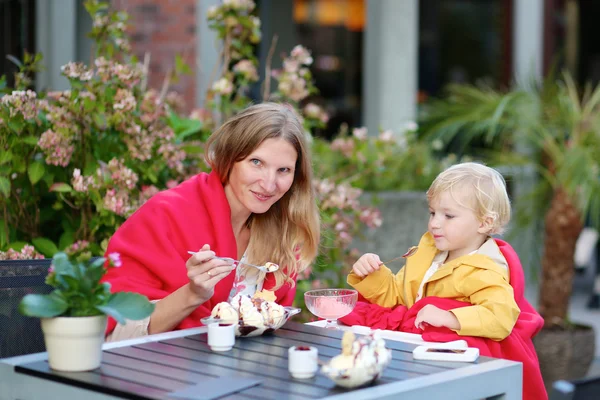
413, 345, 479, 362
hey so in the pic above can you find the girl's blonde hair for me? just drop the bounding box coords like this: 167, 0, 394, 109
205, 102, 320, 289
426, 162, 511, 234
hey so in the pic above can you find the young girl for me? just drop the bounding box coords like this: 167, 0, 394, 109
348, 162, 520, 341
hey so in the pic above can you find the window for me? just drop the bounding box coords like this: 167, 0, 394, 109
0, 0, 36, 87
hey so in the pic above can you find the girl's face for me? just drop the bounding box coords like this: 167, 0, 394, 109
427, 190, 489, 261
225, 138, 297, 217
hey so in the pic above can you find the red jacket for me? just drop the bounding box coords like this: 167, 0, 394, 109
340, 239, 547, 400
102, 172, 296, 335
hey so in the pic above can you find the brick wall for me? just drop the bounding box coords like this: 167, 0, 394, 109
112, 0, 197, 112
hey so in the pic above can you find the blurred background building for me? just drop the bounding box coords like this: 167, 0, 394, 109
0, 0, 595, 136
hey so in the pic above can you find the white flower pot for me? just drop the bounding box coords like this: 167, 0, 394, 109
41, 315, 107, 371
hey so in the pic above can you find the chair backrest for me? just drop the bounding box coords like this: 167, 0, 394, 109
550, 375, 600, 400
0, 258, 52, 359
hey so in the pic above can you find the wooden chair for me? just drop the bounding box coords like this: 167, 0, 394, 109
0, 258, 52, 358
549, 375, 600, 400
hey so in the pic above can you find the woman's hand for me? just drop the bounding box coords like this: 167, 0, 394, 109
414, 304, 461, 331
186, 244, 235, 304
351, 253, 382, 278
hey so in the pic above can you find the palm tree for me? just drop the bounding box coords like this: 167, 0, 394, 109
420, 73, 600, 327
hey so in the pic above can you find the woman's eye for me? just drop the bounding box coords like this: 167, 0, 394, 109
429, 211, 435, 216
250, 159, 261, 166
279, 167, 291, 173
445, 214, 455, 219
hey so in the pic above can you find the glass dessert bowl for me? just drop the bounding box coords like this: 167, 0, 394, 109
202, 292, 301, 337
304, 288, 358, 329
321, 331, 392, 388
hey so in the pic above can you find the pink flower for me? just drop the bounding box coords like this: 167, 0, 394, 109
352, 127, 368, 140
38, 129, 74, 167
108, 253, 122, 267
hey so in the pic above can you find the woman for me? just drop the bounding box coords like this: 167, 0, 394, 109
103, 102, 320, 340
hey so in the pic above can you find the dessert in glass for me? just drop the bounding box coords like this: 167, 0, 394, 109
321, 330, 392, 388
203, 291, 301, 337
304, 288, 358, 329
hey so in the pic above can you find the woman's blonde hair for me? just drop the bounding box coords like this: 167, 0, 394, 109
205, 102, 320, 289
426, 162, 511, 234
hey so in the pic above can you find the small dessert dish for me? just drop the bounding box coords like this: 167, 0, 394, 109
207, 322, 235, 352
288, 345, 319, 379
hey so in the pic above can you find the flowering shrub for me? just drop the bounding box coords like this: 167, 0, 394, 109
312, 123, 464, 192
0, 245, 44, 261
19, 251, 154, 323
0, 0, 200, 256
205, 0, 261, 120
1, 0, 387, 321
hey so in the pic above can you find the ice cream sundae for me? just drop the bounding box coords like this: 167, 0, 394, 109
208, 293, 298, 337
321, 331, 392, 388
210, 302, 238, 325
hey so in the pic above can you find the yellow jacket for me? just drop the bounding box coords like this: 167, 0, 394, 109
347, 232, 521, 341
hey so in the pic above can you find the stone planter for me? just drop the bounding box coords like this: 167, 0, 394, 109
533, 324, 596, 390
41, 315, 107, 371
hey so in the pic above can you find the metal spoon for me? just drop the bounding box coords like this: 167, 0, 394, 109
378, 245, 418, 266
186, 251, 280, 273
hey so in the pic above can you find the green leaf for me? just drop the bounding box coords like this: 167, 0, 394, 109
92, 113, 106, 128
8, 119, 25, 133
21, 136, 40, 146
51, 252, 73, 274
0, 151, 12, 164
83, 153, 99, 176
58, 231, 75, 250
58, 274, 80, 291
96, 292, 155, 325
6, 54, 23, 68
174, 54, 192, 76
42, 171, 55, 187
32, 237, 59, 257
88, 257, 106, 269
0, 176, 9, 197
8, 241, 28, 251
12, 155, 26, 173
49, 182, 73, 193
28, 162, 45, 184
19, 292, 68, 318
0, 218, 6, 248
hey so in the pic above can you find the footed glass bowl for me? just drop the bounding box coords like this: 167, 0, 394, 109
304, 289, 358, 329
201, 306, 301, 337
321, 360, 391, 388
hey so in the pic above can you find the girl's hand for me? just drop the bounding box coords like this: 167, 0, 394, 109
414, 304, 461, 330
186, 244, 235, 303
351, 253, 382, 278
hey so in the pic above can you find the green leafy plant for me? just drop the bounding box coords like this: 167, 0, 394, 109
19, 251, 154, 324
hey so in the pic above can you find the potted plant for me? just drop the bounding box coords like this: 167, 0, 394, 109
420, 72, 600, 386
18, 251, 155, 371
